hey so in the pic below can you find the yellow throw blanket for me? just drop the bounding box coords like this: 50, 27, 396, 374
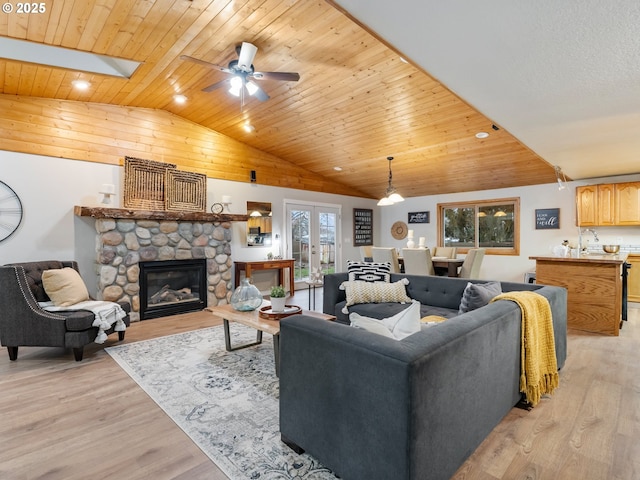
491, 291, 559, 406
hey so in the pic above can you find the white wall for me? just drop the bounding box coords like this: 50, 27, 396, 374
378, 174, 640, 282
0, 151, 379, 295
3, 150, 639, 289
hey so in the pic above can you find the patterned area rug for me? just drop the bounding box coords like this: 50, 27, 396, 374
106, 325, 337, 479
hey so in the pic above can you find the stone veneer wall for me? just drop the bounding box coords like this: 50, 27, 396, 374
94, 218, 233, 321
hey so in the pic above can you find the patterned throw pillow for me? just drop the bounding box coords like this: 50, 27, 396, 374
347, 260, 391, 282
340, 278, 411, 313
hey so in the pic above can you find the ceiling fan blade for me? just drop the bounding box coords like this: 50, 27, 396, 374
202, 79, 229, 92
237, 42, 258, 72
252, 71, 300, 82
180, 55, 232, 74
252, 84, 270, 102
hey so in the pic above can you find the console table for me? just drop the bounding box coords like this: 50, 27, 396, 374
234, 259, 296, 294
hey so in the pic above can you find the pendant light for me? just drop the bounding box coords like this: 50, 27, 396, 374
377, 156, 405, 206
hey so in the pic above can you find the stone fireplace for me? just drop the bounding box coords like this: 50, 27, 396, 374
75, 206, 249, 322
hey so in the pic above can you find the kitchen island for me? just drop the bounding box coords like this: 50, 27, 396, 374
529, 253, 628, 336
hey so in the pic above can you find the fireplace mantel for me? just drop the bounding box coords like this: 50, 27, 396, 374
74, 205, 249, 222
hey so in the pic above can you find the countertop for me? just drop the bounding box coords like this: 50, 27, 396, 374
529, 253, 628, 264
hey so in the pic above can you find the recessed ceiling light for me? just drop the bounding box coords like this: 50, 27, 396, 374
71, 79, 91, 90
243, 123, 255, 133
334, 166, 343, 171
399, 57, 409, 64
475, 132, 489, 139
173, 94, 187, 104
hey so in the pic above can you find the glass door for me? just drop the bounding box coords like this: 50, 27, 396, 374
285, 202, 341, 290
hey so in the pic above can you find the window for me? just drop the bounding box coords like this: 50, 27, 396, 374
437, 198, 520, 255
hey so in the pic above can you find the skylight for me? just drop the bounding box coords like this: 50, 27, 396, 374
0, 37, 141, 78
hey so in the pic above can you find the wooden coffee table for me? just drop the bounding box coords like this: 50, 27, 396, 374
206, 301, 335, 376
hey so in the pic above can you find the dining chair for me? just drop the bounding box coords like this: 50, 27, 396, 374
433, 246, 458, 259
459, 248, 486, 279
371, 247, 401, 273
360, 245, 373, 262
401, 248, 435, 275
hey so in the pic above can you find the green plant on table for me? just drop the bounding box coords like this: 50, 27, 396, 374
270, 285, 286, 298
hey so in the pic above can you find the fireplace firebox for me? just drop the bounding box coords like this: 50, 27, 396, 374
139, 259, 207, 320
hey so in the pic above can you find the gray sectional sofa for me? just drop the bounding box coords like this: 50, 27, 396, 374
279, 273, 567, 480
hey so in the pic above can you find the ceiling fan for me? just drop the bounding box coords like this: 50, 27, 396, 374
180, 42, 300, 107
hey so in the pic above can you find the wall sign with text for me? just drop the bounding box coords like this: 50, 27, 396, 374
353, 208, 373, 246
535, 208, 560, 229
408, 211, 430, 224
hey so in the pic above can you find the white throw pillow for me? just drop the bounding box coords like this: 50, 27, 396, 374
42, 267, 90, 307
350, 300, 421, 340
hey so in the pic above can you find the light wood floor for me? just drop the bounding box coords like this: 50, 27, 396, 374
0, 292, 638, 480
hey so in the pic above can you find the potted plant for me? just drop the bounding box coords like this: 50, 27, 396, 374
270, 284, 286, 313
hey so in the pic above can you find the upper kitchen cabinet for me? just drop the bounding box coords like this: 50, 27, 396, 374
577, 182, 640, 226
615, 182, 640, 225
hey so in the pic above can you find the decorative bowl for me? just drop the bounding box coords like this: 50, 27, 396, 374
602, 244, 620, 254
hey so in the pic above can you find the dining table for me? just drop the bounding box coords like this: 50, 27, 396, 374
398, 256, 463, 277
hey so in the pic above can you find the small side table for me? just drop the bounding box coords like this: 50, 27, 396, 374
305, 281, 323, 310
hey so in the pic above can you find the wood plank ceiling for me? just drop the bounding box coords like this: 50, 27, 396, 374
0, 0, 558, 199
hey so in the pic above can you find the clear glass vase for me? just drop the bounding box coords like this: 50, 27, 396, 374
230, 278, 263, 311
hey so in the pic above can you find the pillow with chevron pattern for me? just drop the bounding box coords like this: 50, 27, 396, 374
347, 260, 391, 282
340, 278, 411, 313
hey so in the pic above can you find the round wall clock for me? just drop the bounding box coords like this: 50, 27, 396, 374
0, 180, 23, 243
391, 221, 408, 240
210, 202, 224, 214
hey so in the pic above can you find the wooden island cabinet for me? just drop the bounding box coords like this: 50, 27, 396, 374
530, 253, 628, 336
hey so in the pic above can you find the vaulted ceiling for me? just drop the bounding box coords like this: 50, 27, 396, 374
4, 0, 632, 200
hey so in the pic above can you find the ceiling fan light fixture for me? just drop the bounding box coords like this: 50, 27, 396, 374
246, 80, 259, 96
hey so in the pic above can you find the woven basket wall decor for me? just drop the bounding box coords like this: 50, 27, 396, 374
165, 169, 207, 212
123, 156, 176, 210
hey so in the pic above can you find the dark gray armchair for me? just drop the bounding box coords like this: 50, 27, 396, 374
0, 260, 131, 361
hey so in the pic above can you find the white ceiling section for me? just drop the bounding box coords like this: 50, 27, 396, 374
333, 0, 640, 180
0, 37, 142, 78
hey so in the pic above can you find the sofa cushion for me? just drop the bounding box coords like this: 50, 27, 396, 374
340, 278, 411, 313
347, 260, 391, 282
350, 300, 421, 340
42, 268, 90, 307
459, 281, 502, 314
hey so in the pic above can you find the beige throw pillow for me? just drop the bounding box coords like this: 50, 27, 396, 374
42, 268, 90, 307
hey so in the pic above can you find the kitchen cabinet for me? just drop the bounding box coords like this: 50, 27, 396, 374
597, 183, 615, 225
628, 254, 640, 303
615, 182, 640, 225
576, 181, 640, 226
576, 185, 598, 226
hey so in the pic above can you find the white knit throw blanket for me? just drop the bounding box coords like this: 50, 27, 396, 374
39, 301, 127, 344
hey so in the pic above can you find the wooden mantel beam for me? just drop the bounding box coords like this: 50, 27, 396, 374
74, 206, 249, 222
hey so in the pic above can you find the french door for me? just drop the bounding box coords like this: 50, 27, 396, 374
285, 201, 341, 290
